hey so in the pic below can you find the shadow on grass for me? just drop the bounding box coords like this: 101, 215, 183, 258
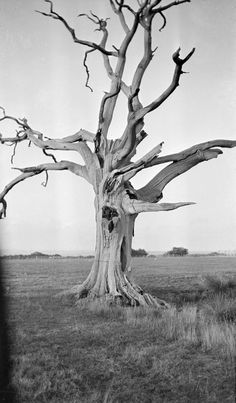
0, 258, 17, 402
146, 273, 236, 309
144, 285, 206, 307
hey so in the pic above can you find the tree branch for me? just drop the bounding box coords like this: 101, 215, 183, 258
79, 11, 115, 87
27, 129, 95, 167
124, 129, 148, 160
35, 0, 117, 57
109, 0, 193, 165
154, 0, 191, 14
0, 107, 30, 130
158, 11, 167, 31
136, 140, 236, 202
47, 128, 96, 143
12, 160, 87, 176
145, 139, 236, 168
120, 81, 131, 97
97, 1, 150, 140
114, 140, 164, 181
0, 160, 89, 219
109, 0, 130, 34
0, 108, 96, 145
122, 192, 195, 214
131, 26, 153, 103
115, 0, 137, 17
83, 48, 96, 92
0, 124, 94, 167
0, 109, 99, 179
135, 47, 195, 120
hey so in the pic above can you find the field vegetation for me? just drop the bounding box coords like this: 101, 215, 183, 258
2, 256, 236, 402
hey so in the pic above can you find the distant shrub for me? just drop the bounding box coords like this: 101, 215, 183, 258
164, 247, 188, 257
131, 248, 148, 257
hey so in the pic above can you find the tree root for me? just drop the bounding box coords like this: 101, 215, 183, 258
56, 281, 169, 309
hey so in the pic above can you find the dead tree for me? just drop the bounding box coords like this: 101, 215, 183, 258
0, 0, 235, 307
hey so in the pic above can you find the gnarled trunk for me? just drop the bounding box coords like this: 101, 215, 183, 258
67, 190, 168, 308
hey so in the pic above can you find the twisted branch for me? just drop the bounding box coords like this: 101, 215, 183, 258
83, 49, 95, 92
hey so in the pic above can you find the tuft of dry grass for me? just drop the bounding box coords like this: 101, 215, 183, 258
203, 275, 236, 296
124, 304, 235, 359
80, 299, 125, 320
202, 293, 236, 323
125, 306, 161, 326
200, 320, 235, 357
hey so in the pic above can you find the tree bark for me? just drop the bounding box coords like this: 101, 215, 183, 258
66, 189, 168, 308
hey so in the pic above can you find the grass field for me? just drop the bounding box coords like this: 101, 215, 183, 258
2, 256, 236, 402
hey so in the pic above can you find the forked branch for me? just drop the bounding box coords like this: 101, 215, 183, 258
135, 47, 195, 120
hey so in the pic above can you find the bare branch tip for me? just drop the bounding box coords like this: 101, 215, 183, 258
0, 106, 6, 116
112, 45, 119, 52
0, 198, 7, 219
41, 171, 49, 187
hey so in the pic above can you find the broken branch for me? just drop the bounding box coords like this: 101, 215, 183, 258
122, 193, 195, 214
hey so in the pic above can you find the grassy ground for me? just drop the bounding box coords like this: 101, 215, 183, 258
2, 256, 236, 402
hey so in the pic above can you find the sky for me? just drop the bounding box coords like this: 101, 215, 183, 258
0, 0, 236, 254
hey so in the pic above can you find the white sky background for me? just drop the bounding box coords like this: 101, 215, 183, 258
0, 0, 236, 254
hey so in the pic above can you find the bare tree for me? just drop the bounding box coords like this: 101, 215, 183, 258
0, 0, 235, 307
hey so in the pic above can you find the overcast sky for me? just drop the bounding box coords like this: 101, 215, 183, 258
0, 0, 236, 254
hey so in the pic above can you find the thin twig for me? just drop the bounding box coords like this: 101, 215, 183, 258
43, 149, 57, 163
83, 49, 95, 92
41, 171, 49, 187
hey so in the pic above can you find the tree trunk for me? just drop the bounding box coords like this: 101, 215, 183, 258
66, 189, 168, 308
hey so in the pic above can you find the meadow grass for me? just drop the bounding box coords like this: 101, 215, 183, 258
2, 256, 236, 402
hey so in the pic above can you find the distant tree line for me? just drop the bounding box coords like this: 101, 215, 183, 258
1, 252, 62, 260
0, 252, 95, 260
